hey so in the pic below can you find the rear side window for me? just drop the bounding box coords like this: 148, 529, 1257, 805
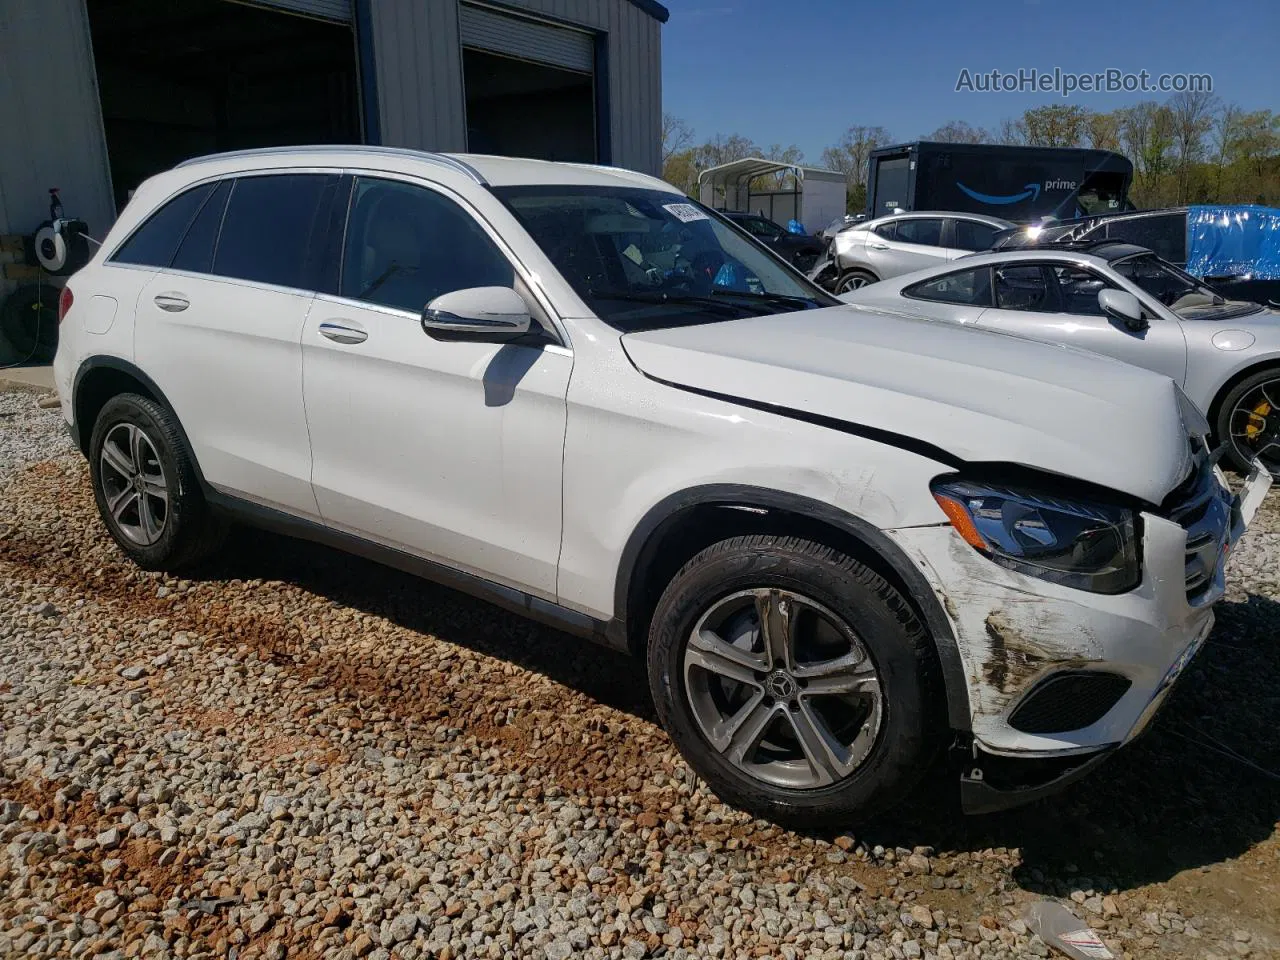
873, 222, 897, 241
171, 180, 231, 274
111, 183, 215, 267
952, 219, 1000, 252
212, 174, 338, 289
904, 268, 991, 306
994, 264, 1052, 311
896, 218, 944, 247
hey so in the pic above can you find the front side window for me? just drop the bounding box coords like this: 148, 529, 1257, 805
895, 218, 944, 247
1112, 253, 1258, 321
994, 264, 1052, 312
1049, 264, 1112, 316
495, 185, 834, 332
212, 174, 338, 290
340, 178, 514, 313
111, 183, 216, 268
952, 219, 1000, 252
904, 268, 992, 306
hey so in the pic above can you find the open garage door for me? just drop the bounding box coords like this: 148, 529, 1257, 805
249, 0, 352, 22
460, 3, 599, 164
87, 0, 361, 211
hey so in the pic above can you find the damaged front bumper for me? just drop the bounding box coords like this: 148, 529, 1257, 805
889, 463, 1271, 814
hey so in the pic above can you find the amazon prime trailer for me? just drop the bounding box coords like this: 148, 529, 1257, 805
866, 142, 1134, 223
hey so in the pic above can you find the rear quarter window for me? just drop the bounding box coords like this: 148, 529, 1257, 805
110, 183, 216, 268
904, 268, 992, 306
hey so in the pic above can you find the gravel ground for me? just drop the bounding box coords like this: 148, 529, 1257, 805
0, 387, 69, 484
1, 384, 1278, 960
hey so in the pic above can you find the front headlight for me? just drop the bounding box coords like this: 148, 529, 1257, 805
931, 479, 1141, 594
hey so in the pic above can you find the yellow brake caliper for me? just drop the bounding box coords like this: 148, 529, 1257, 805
1246, 400, 1272, 441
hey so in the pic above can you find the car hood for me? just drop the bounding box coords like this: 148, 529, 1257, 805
621, 304, 1196, 505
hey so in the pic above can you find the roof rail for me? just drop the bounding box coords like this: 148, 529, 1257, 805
175, 145, 489, 186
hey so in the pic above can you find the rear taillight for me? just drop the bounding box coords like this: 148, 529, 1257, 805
58, 286, 73, 323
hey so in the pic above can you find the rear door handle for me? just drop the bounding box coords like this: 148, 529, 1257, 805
154, 293, 189, 312
318, 320, 368, 345
868, 242, 890, 250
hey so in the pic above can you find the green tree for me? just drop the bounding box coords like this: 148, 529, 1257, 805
820, 125, 892, 212
1020, 105, 1089, 147
996, 117, 1026, 145
1168, 91, 1218, 203
1234, 110, 1280, 181
1084, 110, 1123, 152
924, 120, 990, 144
1211, 105, 1244, 201
1119, 101, 1176, 205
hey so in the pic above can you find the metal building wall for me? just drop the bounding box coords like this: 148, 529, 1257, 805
368, 0, 662, 175
0, 0, 115, 296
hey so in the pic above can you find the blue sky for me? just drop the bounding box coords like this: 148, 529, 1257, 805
661, 0, 1280, 161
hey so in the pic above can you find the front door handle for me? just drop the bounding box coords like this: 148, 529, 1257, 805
318, 320, 368, 345
154, 293, 189, 312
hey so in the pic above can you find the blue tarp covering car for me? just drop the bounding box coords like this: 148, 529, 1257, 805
1187, 205, 1280, 281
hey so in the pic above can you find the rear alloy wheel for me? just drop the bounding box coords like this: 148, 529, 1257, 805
1218, 370, 1280, 477
836, 270, 876, 294
89, 393, 225, 570
647, 535, 944, 827
98, 422, 169, 546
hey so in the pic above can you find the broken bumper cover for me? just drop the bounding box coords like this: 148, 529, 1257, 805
889, 465, 1270, 813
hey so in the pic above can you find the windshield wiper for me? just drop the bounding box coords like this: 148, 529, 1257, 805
586, 289, 751, 317
710, 289, 822, 309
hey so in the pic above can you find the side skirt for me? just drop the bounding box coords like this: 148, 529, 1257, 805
205, 492, 629, 654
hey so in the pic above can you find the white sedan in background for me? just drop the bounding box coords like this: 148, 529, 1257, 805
815, 211, 1013, 293
843, 240, 1280, 475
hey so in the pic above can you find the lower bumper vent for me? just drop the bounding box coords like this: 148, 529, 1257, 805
1008, 671, 1132, 734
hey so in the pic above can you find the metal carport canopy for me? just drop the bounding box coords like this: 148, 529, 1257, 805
697, 157, 807, 194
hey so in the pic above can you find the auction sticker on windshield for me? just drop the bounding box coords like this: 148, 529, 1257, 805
664, 203, 709, 223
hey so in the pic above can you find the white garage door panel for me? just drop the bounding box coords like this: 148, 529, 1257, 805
460, 4, 594, 74
245, 0, 353, 24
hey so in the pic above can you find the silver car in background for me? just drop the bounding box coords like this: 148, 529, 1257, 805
819, 210, 1013, 293
843, 239, 1280, 476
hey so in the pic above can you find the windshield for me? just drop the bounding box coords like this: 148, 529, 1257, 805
1112, 253, 1260, 321
494, 185, 836, 332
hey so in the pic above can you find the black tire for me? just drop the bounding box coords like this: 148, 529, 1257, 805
647, 534, 945, 828
1215, 368, 1280, 476
0, 284, 59, 363
89, 393, 226, 570
836, 269, 877, 294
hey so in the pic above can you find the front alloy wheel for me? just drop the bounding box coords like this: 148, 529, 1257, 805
647, 535, 944, 827
683, 588, 883, 789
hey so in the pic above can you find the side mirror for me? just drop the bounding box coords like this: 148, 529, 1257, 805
421, 287, 532, 343
1099, 289, 1148, 332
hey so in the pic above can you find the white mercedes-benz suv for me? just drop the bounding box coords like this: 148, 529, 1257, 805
53, 147, 1270, 825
